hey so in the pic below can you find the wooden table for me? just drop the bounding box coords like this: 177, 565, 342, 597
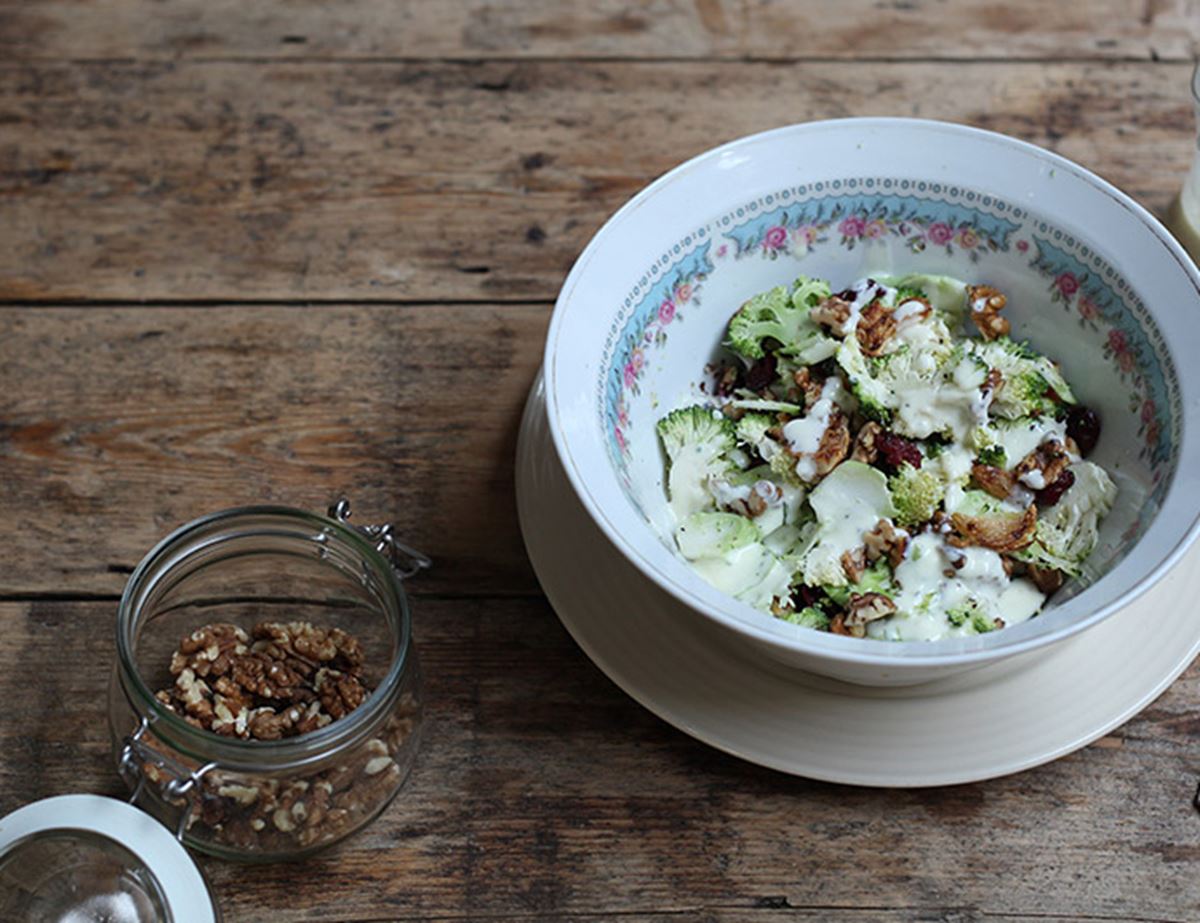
2, 3, 1199, 920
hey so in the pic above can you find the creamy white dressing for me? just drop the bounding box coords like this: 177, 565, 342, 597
989, 417, 1068, 471
781, 377, 843, 482
708, 477, 752, 508
867, 531, 1044, 641
690, 543, 792, 610
1019, 468, 1047, 489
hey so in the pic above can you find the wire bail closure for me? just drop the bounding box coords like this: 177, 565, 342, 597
119, 716, 217, 842
328, 498, 432, 579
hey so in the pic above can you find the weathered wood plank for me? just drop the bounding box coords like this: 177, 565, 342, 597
0, 60, 1192, 303
2, 597, 1198, 922
1, 0, 1197, 63
0, 305, 547, 597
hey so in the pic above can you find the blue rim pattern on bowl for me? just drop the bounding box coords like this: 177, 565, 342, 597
600, 178, 1180, 526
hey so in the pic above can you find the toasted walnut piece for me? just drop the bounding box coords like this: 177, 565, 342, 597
966, 284, 1011, 341
971, 463, 1016, 500
850, 421, 881, 465
811, 295, 853, 334
1027, 563, 1066, 593
855, 301, 899, 357
792, 367, 824, 409
315, 668, 369, 720
844, 592, 897, 628
247, 707, 292, 741
716, 364, 740, 397
983, 367, 1003, 394
812, 410, 851, 478
841, 546, 867, 584
864, 519, 909, 569
829, 612, 864, 638
949, 504, 1038, 552
1014, 440, 1071, 489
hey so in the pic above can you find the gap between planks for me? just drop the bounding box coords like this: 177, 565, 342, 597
0, 298, 557, 309
0, 54, 1189, 66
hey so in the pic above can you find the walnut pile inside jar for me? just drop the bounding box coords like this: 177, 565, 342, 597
145, 620, 418, 852
155, 621, 369, 740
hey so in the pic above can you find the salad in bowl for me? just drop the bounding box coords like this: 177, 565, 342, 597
658, 272, 1116, 641
544, 118, 1200, 684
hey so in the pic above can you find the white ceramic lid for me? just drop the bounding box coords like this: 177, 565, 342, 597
0, 794, 217, 923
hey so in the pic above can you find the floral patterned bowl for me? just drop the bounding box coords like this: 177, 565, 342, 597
544, 118, 1200, 685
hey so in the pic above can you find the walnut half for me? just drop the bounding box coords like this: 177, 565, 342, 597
966, 284, 1011, 341
844, 593, 897, 629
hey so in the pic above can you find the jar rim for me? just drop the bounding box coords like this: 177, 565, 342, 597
116, 504, 414, 768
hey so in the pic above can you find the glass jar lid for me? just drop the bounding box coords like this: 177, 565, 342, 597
0, 795, 217, 922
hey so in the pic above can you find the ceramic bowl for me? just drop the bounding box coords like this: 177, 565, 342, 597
544, 118, 1200, 685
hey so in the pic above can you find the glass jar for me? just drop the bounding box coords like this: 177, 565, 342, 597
1168, 61, 1200, 261
108, 503, 427, 862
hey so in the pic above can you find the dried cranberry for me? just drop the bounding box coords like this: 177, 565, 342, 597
793, 585, 824, 610
811, 357, 839, 379
876, 431, 923, 471
744, 352, 778, 392
1066, 406, 1101, 456
1036, 469, 1075, 508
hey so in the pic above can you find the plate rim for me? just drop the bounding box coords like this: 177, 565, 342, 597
517, 375, 1200, 787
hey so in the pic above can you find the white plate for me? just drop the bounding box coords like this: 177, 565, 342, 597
517, 375, 1200, 786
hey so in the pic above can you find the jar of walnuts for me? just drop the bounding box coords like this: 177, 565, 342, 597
107, 502, 427, 862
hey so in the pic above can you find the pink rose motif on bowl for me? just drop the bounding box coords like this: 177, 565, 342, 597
927, 222, 954, 246
1016, 239, 1030, 252
838, 215, 866, 238
1056, 272, 1080, 299
762, 225, 788, 251
1077, 294, 1099, 321
658, 298, 676, 325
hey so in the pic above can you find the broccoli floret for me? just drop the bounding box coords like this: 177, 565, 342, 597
735, 413, 782, 461
727, 283, 827, 360
888, 463, 945, 528
778, 606, 831, 631
657, 406, 737, 519
977, 445, 1007, 468
947, 608, 970, 628
969, 338, 1076, 420
791, 275, 833, 309
823, 559, 896, 607
971, 613, 999, 634
835, 336, 894, 422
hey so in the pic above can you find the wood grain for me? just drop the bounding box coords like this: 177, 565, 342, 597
3, 596, 1198, 922
1, 0, 1197, 63
0, 60, 1193, 303
0, 305, 547, 597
